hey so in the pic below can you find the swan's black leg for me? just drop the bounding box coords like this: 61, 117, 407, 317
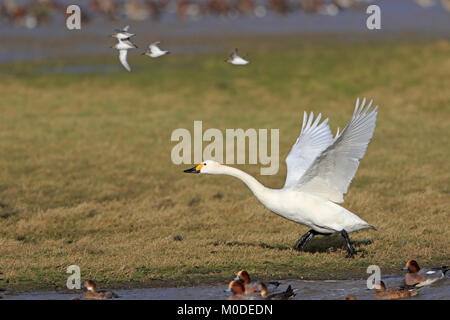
294, 229, 318, 251
341, 229, 357, 258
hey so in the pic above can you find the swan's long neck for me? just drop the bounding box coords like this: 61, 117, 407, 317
218, 165, 269, 200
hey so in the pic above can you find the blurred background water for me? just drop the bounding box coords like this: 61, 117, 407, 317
0, 0, 449, 63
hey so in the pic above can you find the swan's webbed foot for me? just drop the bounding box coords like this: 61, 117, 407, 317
294, 229, 318, 251
341, 229, 357, 258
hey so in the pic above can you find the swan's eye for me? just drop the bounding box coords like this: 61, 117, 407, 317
203, 163, 207, 165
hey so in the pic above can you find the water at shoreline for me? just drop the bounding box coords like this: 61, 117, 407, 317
2, 274, 449, 300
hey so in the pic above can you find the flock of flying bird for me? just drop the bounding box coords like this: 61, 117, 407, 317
111, 25, 170, 72
111, 25, 248, 72
73, 261, 447, 300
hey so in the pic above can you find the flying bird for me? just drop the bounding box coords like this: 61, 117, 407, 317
111, 39, 137, 72
112, 25, 135, 40
142, 41, 170, 58
185, 98, 379, 258
226, 48, 249, 65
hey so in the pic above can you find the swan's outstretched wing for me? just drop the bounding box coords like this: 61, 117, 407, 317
294, 98, 378, 203
119, 50, 131, 72
284, 112, 333, 189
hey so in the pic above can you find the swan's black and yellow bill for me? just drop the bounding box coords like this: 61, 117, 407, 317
184, 163, 203, 173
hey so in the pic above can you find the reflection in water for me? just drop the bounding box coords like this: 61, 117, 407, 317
2, 275, 449, 300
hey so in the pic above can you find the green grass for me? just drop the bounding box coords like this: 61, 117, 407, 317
0, 37, 449, 291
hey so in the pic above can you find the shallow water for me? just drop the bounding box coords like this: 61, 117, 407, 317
2, 274, 449, 300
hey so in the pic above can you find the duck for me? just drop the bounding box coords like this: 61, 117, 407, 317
373, 281, 418, 300
234, 270, 280, 294
227, 280, 247, 300
81, 280, 119, 300
403, 260, 448, 287
185, 98, 378, 258
258, 282, 296, 300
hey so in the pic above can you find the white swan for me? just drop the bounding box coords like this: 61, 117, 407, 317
111, 25, 135, 41
185, 98, 378, 258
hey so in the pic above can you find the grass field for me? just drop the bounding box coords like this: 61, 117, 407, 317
0, 36, 449, 291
